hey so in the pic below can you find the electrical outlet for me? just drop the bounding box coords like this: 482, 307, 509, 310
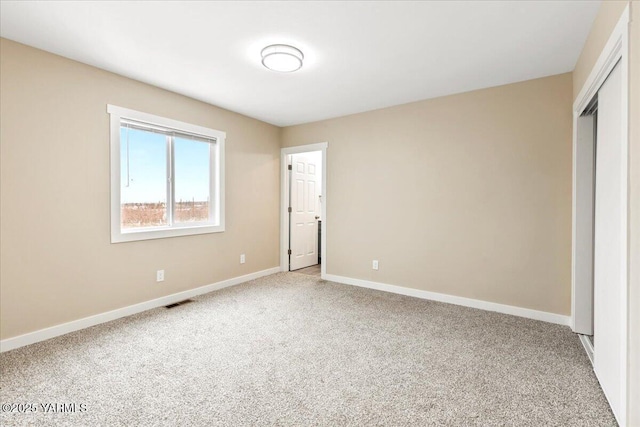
372, 260, 379, 270
240, 254, 246, 264
156, 270, 165, 282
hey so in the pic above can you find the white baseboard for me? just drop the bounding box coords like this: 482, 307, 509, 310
0, 267, 281, 353
2, 268, 570, 353
324, 274, 571, 326
578, 334, 595, 365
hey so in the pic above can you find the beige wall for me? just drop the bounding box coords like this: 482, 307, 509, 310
282, 73, 573, 315
0, 39, 281, 340
573, 1, 629, 99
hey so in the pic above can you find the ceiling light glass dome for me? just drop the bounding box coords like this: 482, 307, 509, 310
261, 44, 304, 72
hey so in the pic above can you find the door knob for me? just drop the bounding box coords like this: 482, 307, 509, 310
315, 216, 320, 220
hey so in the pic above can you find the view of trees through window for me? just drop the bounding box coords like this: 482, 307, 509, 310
121, 200, 210, 228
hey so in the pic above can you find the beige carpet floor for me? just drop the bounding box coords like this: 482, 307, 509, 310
0, 273, 616, 426
292, 264, 321, 277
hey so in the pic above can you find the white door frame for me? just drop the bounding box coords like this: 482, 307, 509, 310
571, 5, 629, 425
280, 142, 328, 278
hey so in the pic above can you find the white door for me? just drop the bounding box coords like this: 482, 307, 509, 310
289, 154, 321, 270
593, 61, 626, 423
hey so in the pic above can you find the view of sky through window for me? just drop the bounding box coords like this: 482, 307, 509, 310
120, 126, 211, 228
174, 136, 210, 205
120, 127, 167, 204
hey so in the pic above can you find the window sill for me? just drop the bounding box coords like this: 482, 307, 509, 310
111, 224, 225, 243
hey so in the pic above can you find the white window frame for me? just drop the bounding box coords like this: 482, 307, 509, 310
108, 105, 225, 243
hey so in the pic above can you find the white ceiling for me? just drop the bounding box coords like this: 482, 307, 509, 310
0, 1, 600, 127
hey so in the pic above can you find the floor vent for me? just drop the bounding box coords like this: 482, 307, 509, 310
165, 299, 194, 309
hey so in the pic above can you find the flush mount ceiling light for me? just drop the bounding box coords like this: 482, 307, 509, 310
261, 44, 304, 73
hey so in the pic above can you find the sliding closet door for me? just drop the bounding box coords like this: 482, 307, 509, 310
593, 61, 625, 421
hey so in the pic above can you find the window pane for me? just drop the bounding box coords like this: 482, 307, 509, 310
174, 136, 211, 223
120, 126, 167, 229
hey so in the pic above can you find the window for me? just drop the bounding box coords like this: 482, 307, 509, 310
108, 105, 225, 243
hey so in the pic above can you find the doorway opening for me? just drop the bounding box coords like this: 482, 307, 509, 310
574, 95, 597, 362
280, 143, 327, 279
288, 150, 322, 275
